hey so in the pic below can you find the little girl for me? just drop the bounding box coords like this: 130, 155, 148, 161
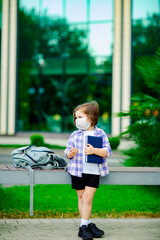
64, 101, 112, 240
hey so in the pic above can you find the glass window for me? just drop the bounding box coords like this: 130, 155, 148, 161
132, 19, 158, 27
66, 58, 88, 74
89, 23, 113, 56
133, 0, 159, 19
68, 24, 88, 57
0, 0, 2, 86
18, 0, 113, 133
88, 73, 111, 133
90, 0, 113, 21
0, 0, 2, 29
42, 58, 62, 75
42, 0, 63, 18
19, 0, 40, 14
132, 0, 160, 96
66, 0, 87, 22
20, 0, 63, 18
90, 56, 112, 74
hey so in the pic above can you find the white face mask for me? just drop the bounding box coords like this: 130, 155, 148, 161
76, 117, 91, 130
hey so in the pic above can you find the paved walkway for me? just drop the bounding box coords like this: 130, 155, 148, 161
0, 218, 160, 240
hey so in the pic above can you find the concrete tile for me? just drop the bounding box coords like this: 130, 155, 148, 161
0, 218, 159, 240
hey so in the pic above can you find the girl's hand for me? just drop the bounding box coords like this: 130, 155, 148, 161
85, 144, 108, 158
67, 148, 78, 158
84, 144, 95, 155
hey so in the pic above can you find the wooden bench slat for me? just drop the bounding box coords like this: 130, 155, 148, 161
0, 165, 9, 170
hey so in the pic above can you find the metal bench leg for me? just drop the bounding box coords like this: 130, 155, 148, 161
29, 167, 34, 216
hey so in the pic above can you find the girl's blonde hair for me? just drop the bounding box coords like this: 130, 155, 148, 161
73, 101, 99, 126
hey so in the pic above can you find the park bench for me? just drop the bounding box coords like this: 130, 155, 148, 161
0, 165, 160, 216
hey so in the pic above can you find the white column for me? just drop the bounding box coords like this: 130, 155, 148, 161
121, 0, 131, 132
111, 0, 122, 136
8, 0, 18, 135
0, 0, 18, 135
0, 0, 9, 135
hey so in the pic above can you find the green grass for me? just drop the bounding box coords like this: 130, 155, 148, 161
0, 185, 160, 219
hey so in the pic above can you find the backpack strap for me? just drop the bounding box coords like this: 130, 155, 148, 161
24, 151, 38, 164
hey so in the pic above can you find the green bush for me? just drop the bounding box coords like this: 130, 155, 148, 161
109, 137, 120, 150
118, 47, 160, 167
30, 134, 45, 147
122, 121, 160, 167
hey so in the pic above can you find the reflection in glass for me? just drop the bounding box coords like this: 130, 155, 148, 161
0, 0, 2, 59
88, 72, 111, 133
41, 0, 63, 18
66, 0, 86, 22
132, 19, 159, 27
19, 0, 40, 14
20, 0, 63, 18
133, 0, 159, 19
67, 24, 88, 57
89, 23, 113, 56
18, 0, 113, 133
132, 0, 160, 97
90, 56, 112, 74
90, 0, 113, 21
66, 58, 88, 74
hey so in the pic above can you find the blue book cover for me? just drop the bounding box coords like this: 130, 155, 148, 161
85, 135, 103, 164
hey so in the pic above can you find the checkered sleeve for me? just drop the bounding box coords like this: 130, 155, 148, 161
64, 130, 83, 177
101, 130, 112, 157
64, 132, 75, 159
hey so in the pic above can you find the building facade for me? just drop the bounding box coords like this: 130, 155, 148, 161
0, 0, 159, 135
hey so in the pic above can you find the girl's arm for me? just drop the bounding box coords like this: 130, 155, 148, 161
85, 144, 108, 158
85, 130, 112, 158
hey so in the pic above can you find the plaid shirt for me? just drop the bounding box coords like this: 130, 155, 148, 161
64, 126, 112, 177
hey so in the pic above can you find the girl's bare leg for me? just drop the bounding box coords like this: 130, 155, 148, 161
76, 187, 96, 220
76, 189, 85, 217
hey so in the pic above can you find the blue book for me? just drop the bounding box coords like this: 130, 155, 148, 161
85, 135, 103, 164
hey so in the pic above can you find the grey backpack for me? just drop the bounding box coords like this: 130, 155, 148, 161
11, 145, 67, 169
